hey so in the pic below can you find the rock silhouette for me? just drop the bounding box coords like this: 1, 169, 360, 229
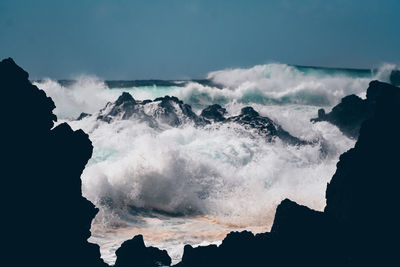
2, 57, 107, 267
114, 235, 171, 267
311, 80, 399, 138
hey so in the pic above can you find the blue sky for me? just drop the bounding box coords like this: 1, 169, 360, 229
0, 0, 399, 79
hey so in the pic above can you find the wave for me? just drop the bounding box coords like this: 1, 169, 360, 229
38, 62, 396, 264
35, 63, 397, 120
67, 103, 354, 227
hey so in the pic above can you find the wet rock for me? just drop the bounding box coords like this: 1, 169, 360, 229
77, 112, 91, 120
115, 235, 171, 267
311, 80, 399, 138
200, 104, 227, 122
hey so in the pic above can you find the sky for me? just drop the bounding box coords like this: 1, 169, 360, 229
0, 0, 399, 79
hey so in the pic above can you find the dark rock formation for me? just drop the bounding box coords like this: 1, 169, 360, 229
97, 93, 207, 127
200, 104, 227, 122
227, 106, 308, 145
324, 79, 400, 266
2, 58, 107, 267
77, 112, 91, 120
114, 235, 171, 267
175, 79, 400, 267
153, 95, 206, 126
390, 69, 400, 86
96, 92, 306, 145
175, 200, 335, 267
311, 80, 399, 138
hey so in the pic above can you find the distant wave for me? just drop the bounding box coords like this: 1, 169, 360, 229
34, 63, 397, 120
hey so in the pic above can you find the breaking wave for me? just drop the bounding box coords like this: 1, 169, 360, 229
36, 62, 397, 264
35, 63, 395, 119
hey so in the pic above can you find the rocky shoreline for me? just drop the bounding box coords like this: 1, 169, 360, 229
2, 58, 399, 267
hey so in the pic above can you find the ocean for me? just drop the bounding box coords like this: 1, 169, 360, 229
34, 62, 396, 265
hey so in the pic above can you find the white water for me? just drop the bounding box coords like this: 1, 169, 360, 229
35, 63, 396, 264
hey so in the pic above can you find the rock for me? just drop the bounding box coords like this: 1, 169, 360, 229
227, 106, 308, 145
115, 91, 136, 106
200, 104, 227, 122
114, 235, 171, 267
98, 92, 138, 121
311, 80, 399, 138
96, 93, 307, 145
153, 95, 206, 126
2, 57, 107, 267
77, 112, 91, 120
97, 93, 207, 127
176, 244, 219, 267
390, 69, 400, 86
324, 78, 400, 265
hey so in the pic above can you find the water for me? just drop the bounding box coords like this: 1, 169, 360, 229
34, 62, 396, 264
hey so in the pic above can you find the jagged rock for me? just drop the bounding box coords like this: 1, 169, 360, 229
227, 106, 308, 145
77, 112, 91, 120
390, 69, 400, 86
270, 199, 326, 235
177, 244, 219, 267
324, 79, 400, 265
2, 58, 107, 267
200, 104, 227, 122
152, 95, 206, 126
97, 93, 207, 127
114, 235, 171, 267
311, 80, 399, 138
95, 93, 306, 145
98, 92, 139, 122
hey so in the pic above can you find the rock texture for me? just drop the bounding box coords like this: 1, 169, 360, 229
311, 80, 399, 138
91, 92, 306, 145
200, 104, 227, 122
97, 93, 207, 126
226, 106, 308, 145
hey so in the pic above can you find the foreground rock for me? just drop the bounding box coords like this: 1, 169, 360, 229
114, 235, 171, 267
311, 80, 399, 138
175, 79, 400, 267
2, 58, 107, 267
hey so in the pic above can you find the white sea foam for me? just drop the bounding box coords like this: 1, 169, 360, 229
42, 62, 397, 264
65, 103, 354, 264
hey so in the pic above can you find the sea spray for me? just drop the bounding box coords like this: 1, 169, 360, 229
37, 63, 396, 264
